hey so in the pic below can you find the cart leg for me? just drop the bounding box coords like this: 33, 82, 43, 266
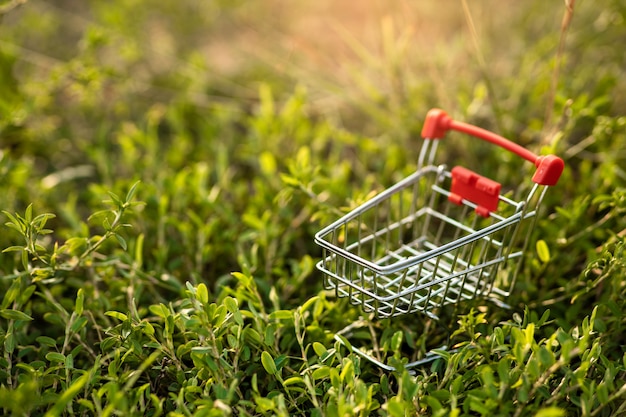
333, 333, 451, 373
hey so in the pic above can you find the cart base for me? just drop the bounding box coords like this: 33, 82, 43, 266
333, 333, 451, 373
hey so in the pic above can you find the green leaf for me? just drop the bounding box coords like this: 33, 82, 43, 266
390, 330, 403, 352
312, 366, 330, 381
497, 358, 511, 385
196, 283, 209, 304
125, 180, 141, 202
4, 221, 25, 234
0, 309, 34, 321
65, 354, 74, 369
46, 352, 66, 363
524, 323, 535, 346
4, 332, 16, 353
536, 239, 551, 263
21, 250, 29, 271
534, 407, 566, 417
259, 151, 277, 175
223, 296, 244, 326
107, 191, 122, 206
243, 328, 261, 345
468, 395, 491, 414
19, 285, 36, 304
279, 173, 301, 187
44, 369, 91, 417
255, 396, 275, 413
223, 296, 238, 313
142, 321, 155, 336
1, 276, 22, 309
191, 346, 212, 355
283, 376, 305, 387
149, 304, 170, 318
423, 396, 444, 412
300, 295, 320, 313
312, 342, 327, 357
25, 203, 33, 223
134, 233, 144, 266
3, 210, 25, 233
105, 311, 128, 321
34, 243, 47, 252
269, 310, 293, 320
295, 147, 311, 169
339, 359, 354, 382
387, 398, 405, 417
115, 234, 127, 250
335, 334, 353, 352
75, 289, 84, 316
37, 336, 58, 348
231, 271, 253, 287
596, 383, 609, 405
2, 245, 26, 253
261, 351, 277, 375
34, 213, 56, 228
64, 237, 89, 256
538, 347, 554, 368
538, 309, 551, 327
77, 399, 95, 413
70, 316, 89, 333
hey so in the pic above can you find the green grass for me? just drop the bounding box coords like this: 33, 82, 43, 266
1, 0, 626, 416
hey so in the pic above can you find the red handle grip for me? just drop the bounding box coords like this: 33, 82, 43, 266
421, 109, 564, 186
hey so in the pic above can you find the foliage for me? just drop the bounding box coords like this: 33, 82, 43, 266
1, 0, 626, 416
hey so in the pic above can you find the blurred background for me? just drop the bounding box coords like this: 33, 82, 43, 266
3, 0, 623, 139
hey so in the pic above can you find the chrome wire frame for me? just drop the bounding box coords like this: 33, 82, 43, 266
315, 139, 551, 370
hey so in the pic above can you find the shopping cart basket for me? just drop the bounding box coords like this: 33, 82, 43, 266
314, 108, 564, 370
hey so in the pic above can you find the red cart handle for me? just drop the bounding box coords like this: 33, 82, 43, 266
421, 109, 564, 186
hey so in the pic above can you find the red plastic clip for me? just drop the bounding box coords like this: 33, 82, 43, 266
449, 166, 501, 217
532, 155, 564, 186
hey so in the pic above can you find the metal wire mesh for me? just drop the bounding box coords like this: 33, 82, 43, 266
315, 162, 542, 319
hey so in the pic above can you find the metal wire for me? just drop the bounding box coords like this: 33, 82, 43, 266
315, 137, 554, 370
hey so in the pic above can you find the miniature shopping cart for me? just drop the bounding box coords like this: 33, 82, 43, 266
314, 109, 564, 370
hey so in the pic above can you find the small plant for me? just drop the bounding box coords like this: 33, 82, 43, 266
2, 181, 140, 279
